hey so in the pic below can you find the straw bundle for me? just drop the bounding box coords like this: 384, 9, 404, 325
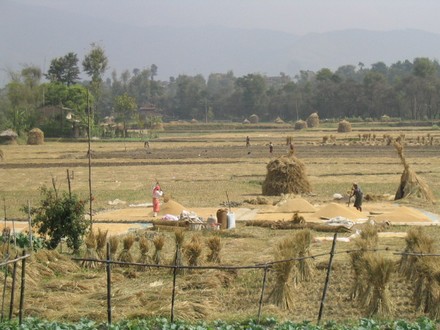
109, 236, 119, 261
118, 235, 135, 266
27, 128, 44, 145
306, 112, 319, 128
153, 235, 165, 265
393, 142, 435, 202
337, 120, 352, 133
172, 230, 185, 274
184, 235, 203, 268
96, 228, 108, 260
137, 236, 151, 270
294, 120, 307, 130
267, 237, 296, 310
360, 253, 394, 317
206, 236, 221, 263
292, 229, 314, 284
82, 231, 98, 269
262, 155, 312, 196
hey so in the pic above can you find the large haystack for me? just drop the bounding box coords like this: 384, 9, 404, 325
306, 112, 319, 128
337, 120, 352, 133
262, 155, 312, 196
27, 128, 44, 145
249, 114, 259, 123
274, 116, 285, 124
0, 129, 18, 145
393, 142, 435, 203
294, 120, 307, 130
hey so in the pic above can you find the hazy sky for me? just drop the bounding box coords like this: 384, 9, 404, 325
13, 0, 440, 35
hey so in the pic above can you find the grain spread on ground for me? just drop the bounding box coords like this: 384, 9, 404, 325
262, 197, 316, 213
155, 199, 187, 216
372, 206, 431, 223
313, 202, 364, 220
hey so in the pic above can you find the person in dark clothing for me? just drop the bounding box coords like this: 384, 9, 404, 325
350, 182, 363, 211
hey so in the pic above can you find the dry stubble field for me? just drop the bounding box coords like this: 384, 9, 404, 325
1, 125, 440, 324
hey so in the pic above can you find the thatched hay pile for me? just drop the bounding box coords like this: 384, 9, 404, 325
306, 112, 319, 128
393, 142, 435, 203
294, 120, 307, 130
249, 114, 259, 123
0, 129, 18, 145
27, 128, 44, 145
262, 155, 312, 196
274, 116, 285, 124
337, 120, 352, 133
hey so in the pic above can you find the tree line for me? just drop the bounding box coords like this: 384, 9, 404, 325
1, 43, 440, 137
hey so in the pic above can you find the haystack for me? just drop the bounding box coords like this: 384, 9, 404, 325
393, 142, 435, 203
294, 120, 307, 130
306, 112, 319, 128
0, 129, 18, 145
337, 120, 352, 133
274, 116, 285, 124
262, 155, 312, 196
249, 114, 259, 123
27, 128, 44, 145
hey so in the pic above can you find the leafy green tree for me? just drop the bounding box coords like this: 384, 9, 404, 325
114, 92, 137, 137
46, 52, 80, 86
234, 74, 268, 119
26, 186, 90, 253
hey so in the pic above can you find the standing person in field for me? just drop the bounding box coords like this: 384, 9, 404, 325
246, 136, 250, 147
349, 182, 363, 212
152, 181, 163, 217
269, 142, 274, 155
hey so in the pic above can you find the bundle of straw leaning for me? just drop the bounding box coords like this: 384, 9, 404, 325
153, 235, 165, 265
82, 231, 98, 269
184, 235, 203, 268
172, 230, 185, 274
206, 236, 221, 263
108, 236, 119, 261
118, 235, 135, 266
292, 229, 313, 284
96, 228, 108, 260
267, 236, 296, 310
137, 236, 151, 271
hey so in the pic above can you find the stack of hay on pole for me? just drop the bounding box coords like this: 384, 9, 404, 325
306, 112, 319, 128
249, 114, 259, 123
27, 128, 44, 145
393, 142, 435, 203
337, 120, 352, 133
0, 129, 18, 145
294, 120, 307, 130
262, 154, 312, 196
274, 116, 285, 124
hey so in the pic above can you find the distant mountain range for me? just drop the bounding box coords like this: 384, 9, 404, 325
2, 0, 440, 86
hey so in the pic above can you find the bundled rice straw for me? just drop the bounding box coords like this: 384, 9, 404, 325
82, 231, 98, 269
360, 253, 394, 317
137, 236, 151, 271
184, 235, 203, 268
206, 236, 221, 263
172, 230, 185, 274
262, 155, 312, 196
96, 228, 108, 260
153, 235, 165, 265
393, 142, 435, 202
267, 236, 296, 310
292, 229, 314, 284
118, 235, 135, 266
108, 236, 119, 261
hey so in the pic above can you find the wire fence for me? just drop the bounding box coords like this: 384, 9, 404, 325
1, 234, 439, 327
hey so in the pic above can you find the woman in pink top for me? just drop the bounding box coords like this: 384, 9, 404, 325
152, 182, 163, 217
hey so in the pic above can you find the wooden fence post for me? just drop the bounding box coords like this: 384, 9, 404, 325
170, 266, 177, 323
8, 258, 17, 320
19, 251, 26, 325
257, 265, 269, 324
106, 242, 112, 325
317, 233, 338, 325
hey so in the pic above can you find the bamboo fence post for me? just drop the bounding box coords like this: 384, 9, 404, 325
18, 251, 26, 325
8, 258, 17, 320
67, 169, 72, 199
170, 266, 177, 323
106, 242, 112, 325
1, 259, 9, 321
317, 233, 338, 325
27, 201, 32, 253
257, 265, 269, 324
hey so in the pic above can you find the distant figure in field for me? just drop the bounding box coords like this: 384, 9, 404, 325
246, 136, 250, 147
349, 182, 363, 212
269, 142, 274, 155
289, 142, 294, 155
144, 141, 150, 149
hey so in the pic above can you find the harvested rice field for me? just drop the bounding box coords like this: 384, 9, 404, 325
1, 125, 440, 324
